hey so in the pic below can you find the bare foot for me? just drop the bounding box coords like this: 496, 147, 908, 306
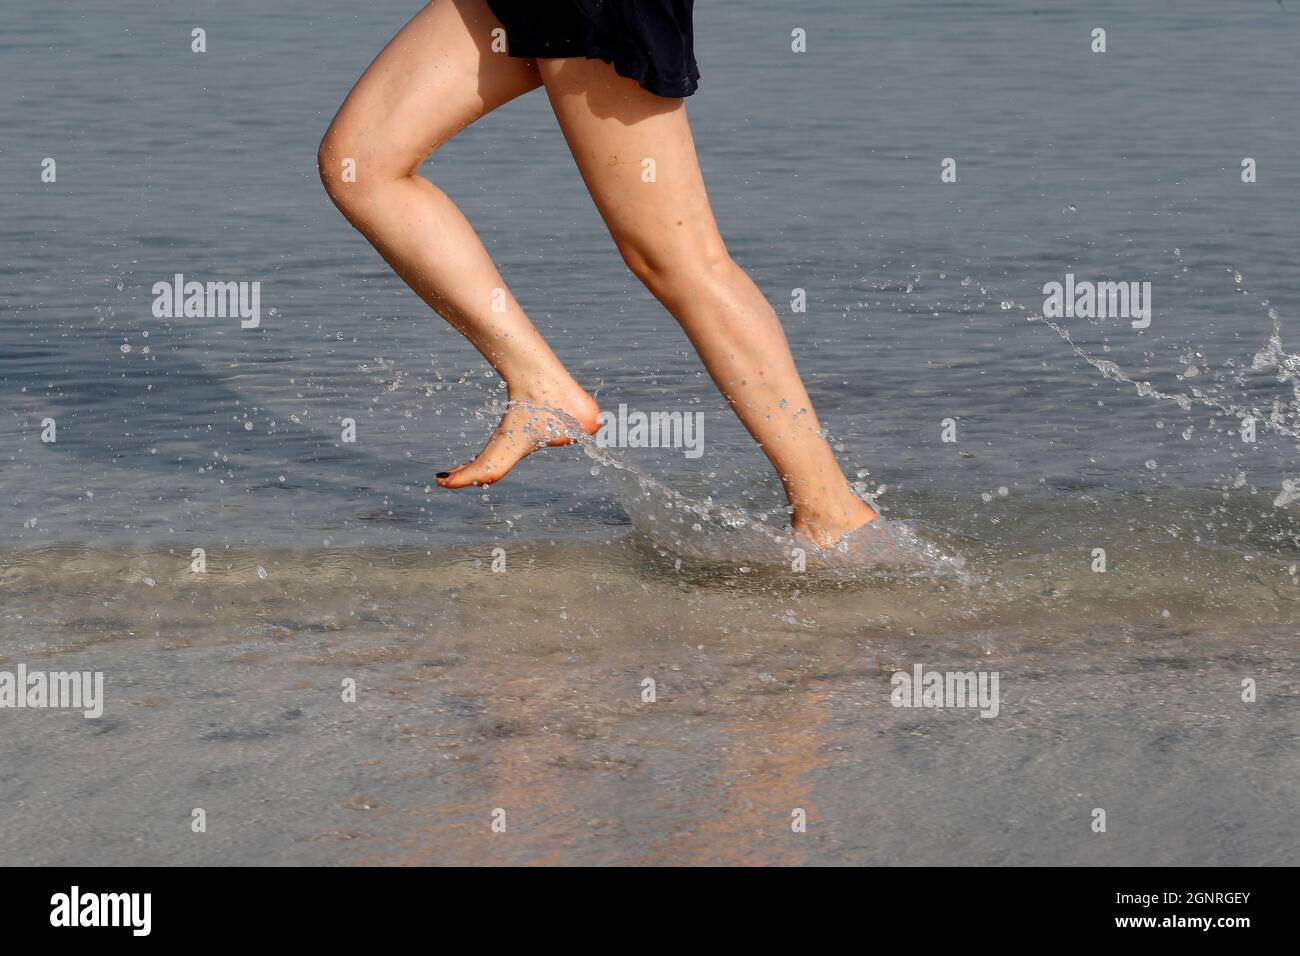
791, 493, 879, 549
435, 380, 599, 488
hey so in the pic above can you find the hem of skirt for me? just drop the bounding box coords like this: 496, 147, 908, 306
591, 50, 699, 98
499, 44, 699, 98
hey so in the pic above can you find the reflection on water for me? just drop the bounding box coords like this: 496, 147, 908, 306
1, 503, 1298, 865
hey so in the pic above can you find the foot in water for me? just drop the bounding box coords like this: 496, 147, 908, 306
435, 380, 600, 488
791, 493, 880, 549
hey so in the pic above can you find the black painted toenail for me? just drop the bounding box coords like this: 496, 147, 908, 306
436, 472, 449, 479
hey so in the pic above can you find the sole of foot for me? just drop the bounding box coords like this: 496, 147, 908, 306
435, 386, 600, 489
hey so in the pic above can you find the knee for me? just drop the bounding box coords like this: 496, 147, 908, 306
317, 124, 361, 209
617, 234, 736, 302
317, 120, 408, 214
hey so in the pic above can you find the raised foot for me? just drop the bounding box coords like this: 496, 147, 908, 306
435, 386, 600, 489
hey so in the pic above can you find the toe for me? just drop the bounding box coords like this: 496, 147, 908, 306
435, 464, 468, 488
440, 458, 508, 488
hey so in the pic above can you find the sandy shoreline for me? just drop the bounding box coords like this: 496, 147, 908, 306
3, 590, 1293, 865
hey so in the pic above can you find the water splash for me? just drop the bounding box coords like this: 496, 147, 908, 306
981, 264, 1300, 506
495, 398, 970, 579
1017, 269, 1297, 438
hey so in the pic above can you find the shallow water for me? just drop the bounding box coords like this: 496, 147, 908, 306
2, 0, 1299, 864
2, 536, 1297, 865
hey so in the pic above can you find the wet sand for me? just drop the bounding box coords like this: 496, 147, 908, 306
2, 539, 1295, 866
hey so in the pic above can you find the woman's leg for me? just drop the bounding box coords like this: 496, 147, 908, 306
536, 58, 877, 546
319, 0, 599, 489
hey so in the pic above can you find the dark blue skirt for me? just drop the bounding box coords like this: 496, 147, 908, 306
486, 0, 699, 98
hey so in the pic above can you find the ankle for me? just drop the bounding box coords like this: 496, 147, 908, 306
498, 363, 576, 395
791, 490, 878, 541
501, 378, 600, 435
789, 481, 874, 519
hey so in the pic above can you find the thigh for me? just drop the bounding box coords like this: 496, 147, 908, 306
537, 57, 725, 270
323, 0, 542, 178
